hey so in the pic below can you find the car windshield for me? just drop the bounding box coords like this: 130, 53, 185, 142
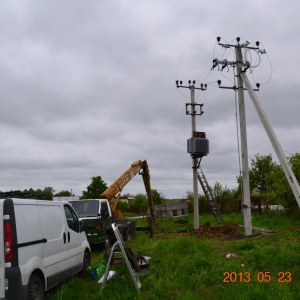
70, 201, 99, 218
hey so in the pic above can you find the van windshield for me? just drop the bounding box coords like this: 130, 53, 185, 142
71, 201, 99, 218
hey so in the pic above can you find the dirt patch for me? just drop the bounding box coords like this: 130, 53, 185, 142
288, 226, 300, 232
189, 223, 245, 240
156, 222, 270, 240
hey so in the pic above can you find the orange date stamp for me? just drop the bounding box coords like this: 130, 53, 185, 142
223, 271, 292, 283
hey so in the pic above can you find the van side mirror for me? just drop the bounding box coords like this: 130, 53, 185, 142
100, 208, 109, 218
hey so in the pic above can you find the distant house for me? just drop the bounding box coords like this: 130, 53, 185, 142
155, 199, 189, 217
118, 196, 134, 205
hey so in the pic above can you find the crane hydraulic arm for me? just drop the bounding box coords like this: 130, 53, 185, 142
100, 160, 155, 219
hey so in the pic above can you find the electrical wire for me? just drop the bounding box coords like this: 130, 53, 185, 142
233, 67, 243, 200
176, 86, 190, 99
192, 78, 231, 113
194, 37, 274, 201
196, 37, 235, 112
194, 79, 216, 103
176, 39, 220, 104
219, 40, 235, 84
201, 39, 219, 86
251, 41, 273, 85
220, 37, 236, 54
203, 37, 236, 86
249, 50, 261, 69
201, 88, 228, 113
178, 37, 272, 121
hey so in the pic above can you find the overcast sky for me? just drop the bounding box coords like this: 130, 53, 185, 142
1, 0, 300, 199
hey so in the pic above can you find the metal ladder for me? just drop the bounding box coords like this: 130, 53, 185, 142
99, 223, 141, 295
197, 166, 224, 226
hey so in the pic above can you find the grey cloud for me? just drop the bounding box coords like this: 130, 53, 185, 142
1, 0, 300, 198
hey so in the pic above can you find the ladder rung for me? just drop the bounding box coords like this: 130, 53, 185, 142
198, 168, 223, 226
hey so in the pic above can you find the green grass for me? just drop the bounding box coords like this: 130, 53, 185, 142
45, 213, 300, 300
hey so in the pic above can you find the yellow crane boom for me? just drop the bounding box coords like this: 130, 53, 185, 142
100, 160, 155, 219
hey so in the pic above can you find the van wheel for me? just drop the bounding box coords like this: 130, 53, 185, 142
83, 251, 91, 272
27, 274, 44, 300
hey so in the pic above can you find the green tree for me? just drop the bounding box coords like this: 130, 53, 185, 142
22, 187, 54, 200
42, 187, 55, 200
236, 154, 276, 202
116, 201, 129, 212
241, 153, 277, 204
236, 175, 242, 197
132, 193, 148, 206
81, 176, 108, 199
273, 153, 300, 213
24, 188, 37, 198
151, 189, 165, 205
212, 182, 236, 202
185, 190, 206, 213
122, 193, 133, 198
54, 190, 73, 197
237, 152, 300, 214
290, 152, 300, 180
249, 154, 275, 195
272, 164, 289, 204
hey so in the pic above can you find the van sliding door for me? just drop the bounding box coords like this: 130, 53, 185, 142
38, 203, 70, 288
64, 205, 86, 275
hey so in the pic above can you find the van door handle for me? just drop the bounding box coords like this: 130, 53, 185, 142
68, 232, 70, 243
63, 232, 66, 244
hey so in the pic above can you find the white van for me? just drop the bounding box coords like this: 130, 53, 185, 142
0, 198, 91, 300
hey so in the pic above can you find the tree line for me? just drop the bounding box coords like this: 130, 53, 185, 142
1, 152, 300, 214
0, 187, 73, 200
80, 176, 165, 206
0, 175, 166, 207
185, 152, 300, 215
243, 152, 300, 214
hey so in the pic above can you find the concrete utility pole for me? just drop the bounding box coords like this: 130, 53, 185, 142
240, 73, 300, 207
212, 37, 258, 236
176, 80, 207, 230
235, 46, 252, 236
190, 85, 200, 229
213, 36, 300, 236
